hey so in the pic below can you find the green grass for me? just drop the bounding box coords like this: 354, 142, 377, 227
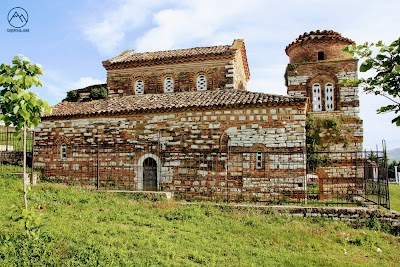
390, 183, 400, 212
1, 174, 400, 267
0, 164, 32, 174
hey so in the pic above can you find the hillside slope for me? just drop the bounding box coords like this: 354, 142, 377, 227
387, 148, 400, 162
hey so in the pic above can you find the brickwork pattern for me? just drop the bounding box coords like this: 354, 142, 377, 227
35, 104, 307, 201
101, 39, 249, 97
106, 60, 234, 97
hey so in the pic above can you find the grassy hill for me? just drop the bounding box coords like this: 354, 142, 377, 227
387, 148, 400, 162
1, 174, 400, 267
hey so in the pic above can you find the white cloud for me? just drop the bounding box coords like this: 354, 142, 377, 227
135, 0, 264, 52
82, 0, 400, 54
82, 0, 175, 54
40, 71, 105, 105
71, 77, 105, 89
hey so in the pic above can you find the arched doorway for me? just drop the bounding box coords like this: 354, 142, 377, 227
143, 157, 157, 191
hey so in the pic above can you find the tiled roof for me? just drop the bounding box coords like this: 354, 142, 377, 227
285, 30, 355, 55
102, 39, 250, 80
102, 44, 233, 70
45, 90, 306, 119
106, 45, 231, 64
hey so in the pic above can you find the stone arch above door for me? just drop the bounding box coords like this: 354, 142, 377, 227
137, 153, 161, 191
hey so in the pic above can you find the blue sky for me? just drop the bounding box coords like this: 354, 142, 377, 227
1, 0, 399, 150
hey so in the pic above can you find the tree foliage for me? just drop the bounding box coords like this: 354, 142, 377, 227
344, 38, 400, 126
89, 86, 108, 100
0, 55, 51, 212
0, 55, 51, 130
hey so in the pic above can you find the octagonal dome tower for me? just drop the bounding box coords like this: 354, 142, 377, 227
285, 30, 355, 64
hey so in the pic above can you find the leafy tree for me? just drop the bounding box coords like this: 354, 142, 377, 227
0, 55, 52, 210
343, 38, 400, 126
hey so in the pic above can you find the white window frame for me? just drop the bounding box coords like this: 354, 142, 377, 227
196, 75, 207, 91
312, 83, 322, 111
134, 80, 144, 95
60, 144, 67, 160
256, 152, 263, 169
164, 77, 174, 93
325, 83, 334, 111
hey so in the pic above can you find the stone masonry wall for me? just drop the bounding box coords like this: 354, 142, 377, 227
287, 59, 358, 108
286, 59, 362, 151
286, 52, 362, 201
249, 206, 400, 228
232, 49, 248, 89
35, 104, 306, 201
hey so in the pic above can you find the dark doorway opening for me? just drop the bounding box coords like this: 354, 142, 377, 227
143, 157, 157, 191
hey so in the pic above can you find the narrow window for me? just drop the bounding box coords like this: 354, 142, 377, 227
312, 84, 322, 111
325, 83, 334, 111
256, 152, 263, 169
318, 51, 325, 60
164, 77, 174, 93
196, 75, 207, 91
60, 144, 67, 159
134, 80, 144, 95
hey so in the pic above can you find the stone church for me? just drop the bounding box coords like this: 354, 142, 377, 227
34, 30, 363, 202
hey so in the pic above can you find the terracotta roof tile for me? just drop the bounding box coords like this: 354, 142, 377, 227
45, 90, 306, 119
107, 45, 231, 64
103, 44, 232, 69
102, 39, 250, 80
285, 30, 355, 55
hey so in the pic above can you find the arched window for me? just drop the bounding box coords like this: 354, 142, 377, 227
134, 80, 144, 95
60, 144, 67, 160
256, 152, 263, 169
325, 83, 334, 111
312, 83, 322, 111
196, 75, 207, 91
164, 77, 174, 93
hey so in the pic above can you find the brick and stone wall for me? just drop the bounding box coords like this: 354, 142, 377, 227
232, 43, 248, 89
35, 104, 307, 201
238, 205, 400, 228
286, 59, 363, 152
285, 30, 363, 201
287, 41, 353, 64
286, 60, 358, 109
105, 54, 252, 97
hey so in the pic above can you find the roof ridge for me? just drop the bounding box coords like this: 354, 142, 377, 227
285, 29, 355, 55
103, 43, 232, 66
133, 44, 231, 55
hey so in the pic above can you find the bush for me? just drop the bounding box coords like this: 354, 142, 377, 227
64, 90, 79, 102
89, 87, 108, 100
